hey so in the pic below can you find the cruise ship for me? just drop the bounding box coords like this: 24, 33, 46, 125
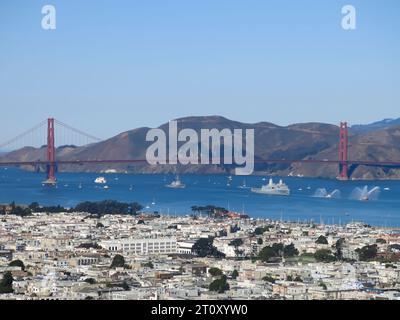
251, 178, 290, 196
165, 176, 186, 189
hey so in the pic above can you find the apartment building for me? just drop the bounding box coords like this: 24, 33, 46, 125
100, 237, 177, 256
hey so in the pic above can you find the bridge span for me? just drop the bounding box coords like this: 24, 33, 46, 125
1, 119, 400, 184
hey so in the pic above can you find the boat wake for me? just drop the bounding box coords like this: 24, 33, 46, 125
349, 186, 381, 201
313, 188, 341, 199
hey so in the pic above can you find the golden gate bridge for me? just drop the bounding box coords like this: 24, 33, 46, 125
0, 118, 400, 185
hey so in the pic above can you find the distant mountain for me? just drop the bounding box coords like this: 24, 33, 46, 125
351, 118, 400, 133
1, 116, 400, 179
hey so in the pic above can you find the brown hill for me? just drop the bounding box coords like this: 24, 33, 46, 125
1, 116, 400, 179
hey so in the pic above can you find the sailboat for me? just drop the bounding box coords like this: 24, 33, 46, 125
238, 178, 250, 189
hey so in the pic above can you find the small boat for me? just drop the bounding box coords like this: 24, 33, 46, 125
384, 187, 390, 191
129, 185, 134, 191
103, 185, 109, 189
78, 183, 82, 189
165, 175, 186, 189
95, 177, 107, 184
238, 179, 250, 189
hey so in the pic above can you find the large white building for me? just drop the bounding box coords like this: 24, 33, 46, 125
176, 240, 195, 254
100, 237, 177, 256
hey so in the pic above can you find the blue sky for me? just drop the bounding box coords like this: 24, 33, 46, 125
0, 0, 399, 140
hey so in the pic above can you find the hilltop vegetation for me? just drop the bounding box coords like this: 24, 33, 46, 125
0, 200, 143, 216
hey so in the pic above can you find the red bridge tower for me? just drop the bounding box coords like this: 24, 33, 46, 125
43, 118, 57, 186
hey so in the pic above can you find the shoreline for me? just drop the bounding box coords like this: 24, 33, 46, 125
2, 208, 400, 231
3, 167, 400, 181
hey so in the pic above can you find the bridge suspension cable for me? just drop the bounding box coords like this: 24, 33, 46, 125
54, 119, 102, 146
0, 118, 103, 153
0, 120, 48, 151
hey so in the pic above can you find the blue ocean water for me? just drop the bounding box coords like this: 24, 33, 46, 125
0, 167, 399, 227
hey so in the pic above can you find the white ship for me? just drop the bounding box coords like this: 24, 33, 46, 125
251, 178, 290, 196
165, 176, 186, 189
94, 176, 107, 184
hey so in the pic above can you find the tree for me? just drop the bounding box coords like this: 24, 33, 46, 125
77, 242, 101, 249
219, 229, 228, 237
294, 275, 303, 282
110, 254, 125, 268
231, 269, 239, 280
259, 246, 278, 262
144, 261, 154, 269
314, 249, 336, 263
319, 281, 327, 290
316, 235, 328, 245
6, 202, 32, 217
0, 272, 14, 294
9, 259, 25, 271
254, 226, 269, 235
283, 243, 299, 257
107, 281, 130, 290
121, 281, 130, 291
262, 275, 275, 283
334, 238, 345, 260
257, 238, 263, 245
258, 243, 298, 262
356, 244, 378, 261
192, 238, 225, 258
376, 238, 387, 244
130, 202, 144, 215
209, 275, 229, 293
96, 222, 104, 228
208, 267, 223, 277
229, 239, 243, 247
28, 202, 40, 212
191, 206, 200, 215
193, 238, 213, 257
84, 278, 96, 284
74, 200, 143, 216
